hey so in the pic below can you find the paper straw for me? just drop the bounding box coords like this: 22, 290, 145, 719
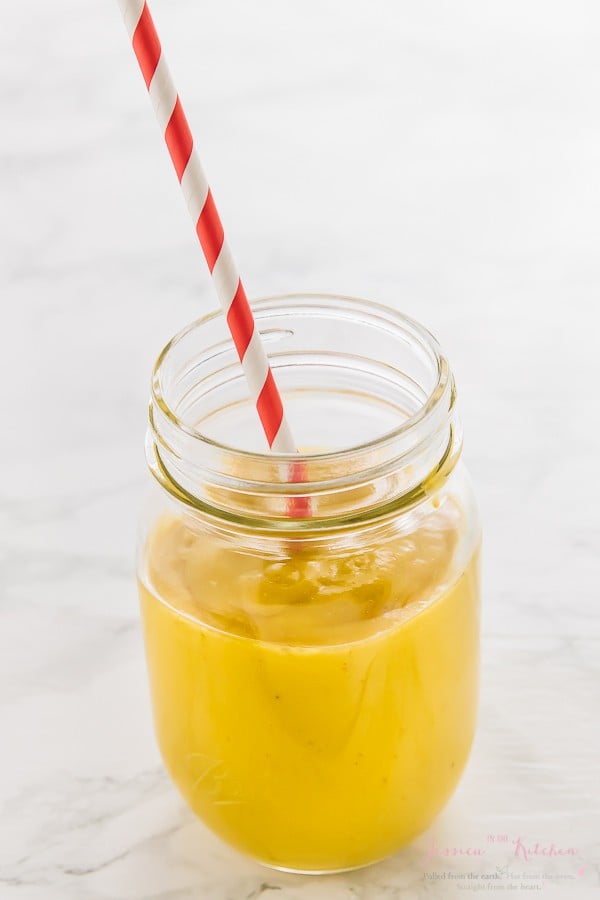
117, 0, 296, 455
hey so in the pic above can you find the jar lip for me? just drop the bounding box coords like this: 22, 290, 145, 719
151, 293, 450, 463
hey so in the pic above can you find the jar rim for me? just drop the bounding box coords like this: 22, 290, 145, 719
151, 293, 451, 464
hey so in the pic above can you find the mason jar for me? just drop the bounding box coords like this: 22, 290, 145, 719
137, 294, 481, 873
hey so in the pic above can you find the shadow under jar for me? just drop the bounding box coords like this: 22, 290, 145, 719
137, 294, 481, 873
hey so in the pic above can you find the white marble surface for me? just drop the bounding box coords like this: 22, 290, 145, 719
2, 0, 600, 897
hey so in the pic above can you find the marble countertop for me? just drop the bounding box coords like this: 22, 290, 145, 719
2, 0, 599, 897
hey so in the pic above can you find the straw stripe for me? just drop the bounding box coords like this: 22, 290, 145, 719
289, 461, 312, 517
240, 329, 269, 398
119, 0, 145, 36
212, 240, 239, 310
148, 55, 177, 133
256, 371, 285, 447
165, 99, 193, 182
227, 282, 254, 359
180, 153, 209, 225
196, 190, 224, 271
271, 418, 297, 455
118, 0, 299, 458
132, 3, 161, 87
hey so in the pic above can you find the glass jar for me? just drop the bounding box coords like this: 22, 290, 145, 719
137, 294, 481, 874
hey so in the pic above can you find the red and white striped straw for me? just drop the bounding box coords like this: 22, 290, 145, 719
117, 0, 296, 454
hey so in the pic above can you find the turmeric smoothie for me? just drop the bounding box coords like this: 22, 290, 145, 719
138, 494, 480, 872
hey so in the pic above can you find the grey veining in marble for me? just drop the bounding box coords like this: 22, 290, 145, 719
2, 0, 599, 897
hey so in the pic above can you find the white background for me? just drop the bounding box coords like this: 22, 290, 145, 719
1, 1, 599, 897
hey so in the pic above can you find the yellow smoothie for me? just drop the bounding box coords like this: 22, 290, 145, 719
139, 496, 480, 871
